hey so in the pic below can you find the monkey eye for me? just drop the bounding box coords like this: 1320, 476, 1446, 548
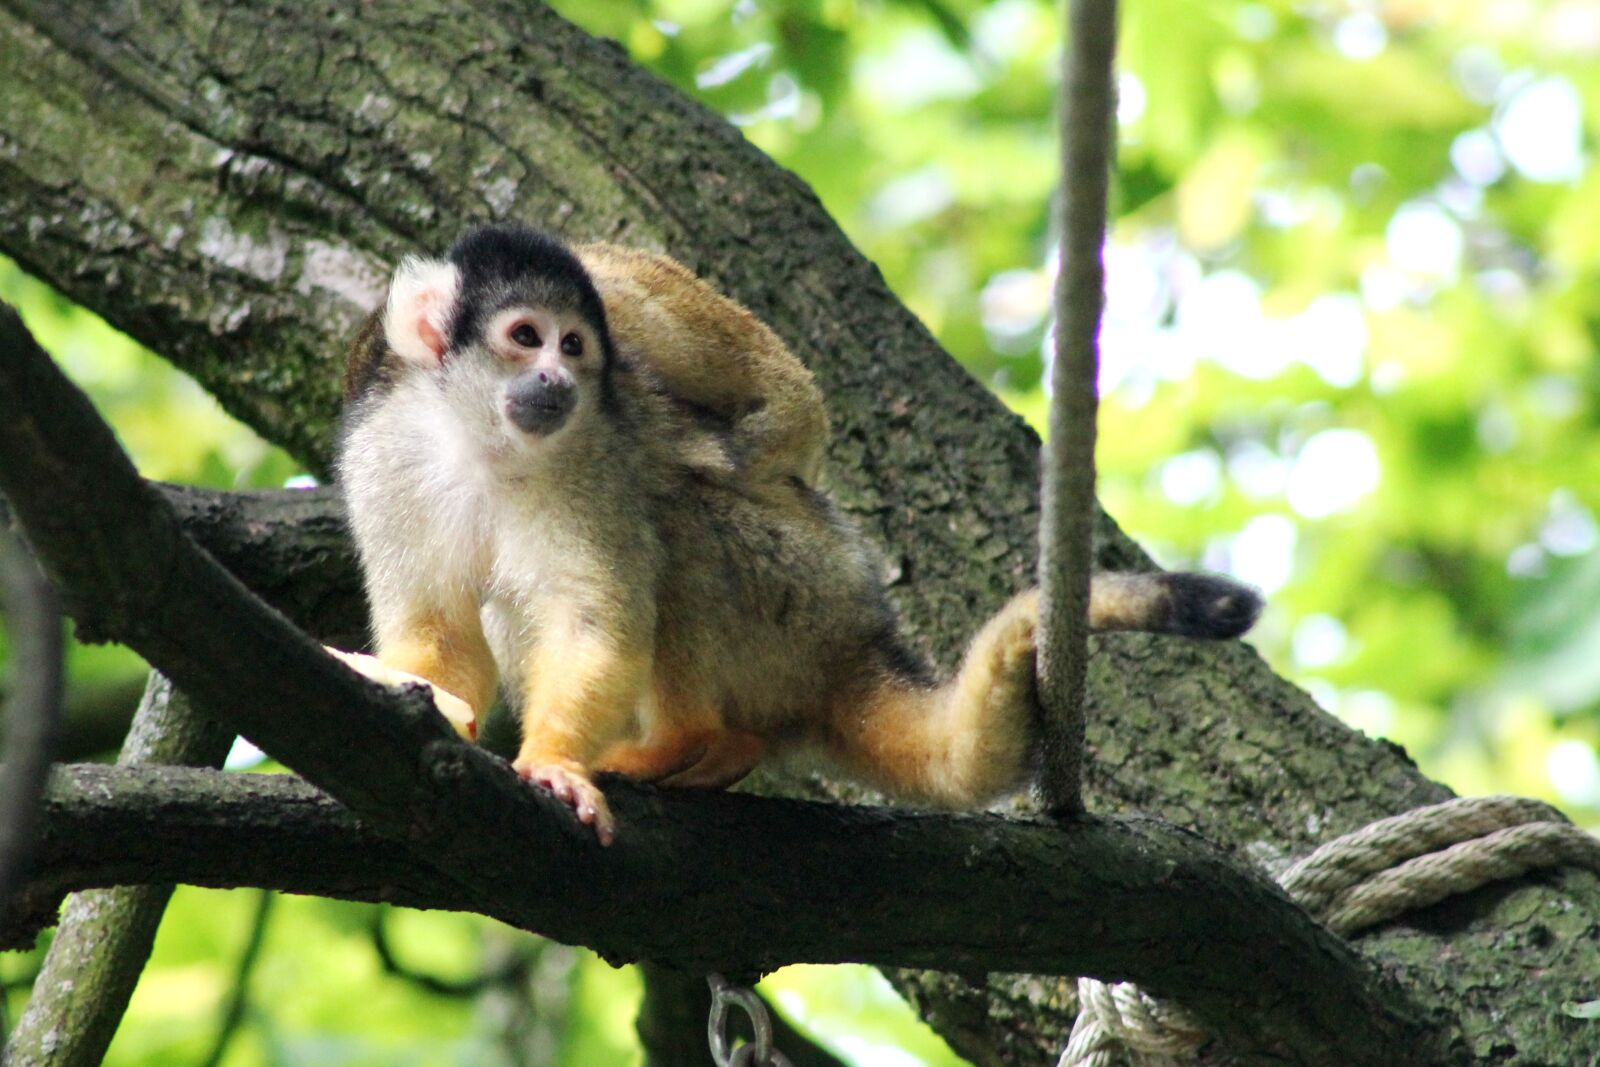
561, 333, 584, 357
509, 323, 541, 348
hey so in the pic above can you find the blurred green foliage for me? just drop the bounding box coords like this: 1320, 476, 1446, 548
4, 0, 1600, 1063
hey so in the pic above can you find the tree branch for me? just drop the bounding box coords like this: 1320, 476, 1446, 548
0, 485, 365, 650
13, 763, 1432, 1064
154, 484, 368, 649
0, 530, 61, 919
7, 675, 236, 1067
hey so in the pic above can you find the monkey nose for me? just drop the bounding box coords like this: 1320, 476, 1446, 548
505, 373, 575, 436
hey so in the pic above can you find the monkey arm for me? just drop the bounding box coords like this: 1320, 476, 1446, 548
510, 615, 655, 846
354, 599, 499, 739
322, 648, 477, 738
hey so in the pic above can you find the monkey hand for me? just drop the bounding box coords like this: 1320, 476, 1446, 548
512, 756, 616, 846
323, 647, 478, 740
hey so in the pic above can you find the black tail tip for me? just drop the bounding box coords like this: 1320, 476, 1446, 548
1163, 573, 1263, 639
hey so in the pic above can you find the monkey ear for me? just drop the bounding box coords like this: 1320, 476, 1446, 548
383, 256, 461, 368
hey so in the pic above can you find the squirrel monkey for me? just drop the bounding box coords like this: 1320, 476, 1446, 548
333, 225, 1261, 844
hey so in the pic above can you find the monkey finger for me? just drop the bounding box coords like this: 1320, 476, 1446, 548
423, 687, 478, 740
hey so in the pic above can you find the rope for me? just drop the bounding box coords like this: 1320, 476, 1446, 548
1058, 795, 1600, 1067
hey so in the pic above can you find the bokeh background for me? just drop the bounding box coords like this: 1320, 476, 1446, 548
4, 0, 1599, 1063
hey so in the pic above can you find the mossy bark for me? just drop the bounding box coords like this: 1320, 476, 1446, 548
0, 2, 1594, 1063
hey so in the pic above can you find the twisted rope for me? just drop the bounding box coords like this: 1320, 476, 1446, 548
1059, 795, 1600, 1066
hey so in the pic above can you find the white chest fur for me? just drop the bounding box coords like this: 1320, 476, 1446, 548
343, 375, 620, 612
341, 381, 497, 608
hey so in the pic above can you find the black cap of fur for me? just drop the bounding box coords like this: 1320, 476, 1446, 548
1160, 573, 1263, 639
445, 225, 617, 374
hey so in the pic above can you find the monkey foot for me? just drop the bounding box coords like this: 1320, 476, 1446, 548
516, 760, 616, 846
324, 647, 478, 740
594, 727, 764, 789
658, 731, 765, 789
593, 732, 712, 782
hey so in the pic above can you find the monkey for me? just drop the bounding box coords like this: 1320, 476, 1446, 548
330, 224, 1262, 845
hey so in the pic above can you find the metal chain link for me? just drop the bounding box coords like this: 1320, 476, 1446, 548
707, 973, 793, 1067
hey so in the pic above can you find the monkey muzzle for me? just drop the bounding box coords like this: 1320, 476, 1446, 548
505, 370, 575, 436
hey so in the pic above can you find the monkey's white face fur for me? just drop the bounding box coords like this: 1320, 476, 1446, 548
381, 256, 610, 468
339, 254, 627, 631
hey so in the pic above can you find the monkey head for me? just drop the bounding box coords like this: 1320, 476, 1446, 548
381, 225, 617, 457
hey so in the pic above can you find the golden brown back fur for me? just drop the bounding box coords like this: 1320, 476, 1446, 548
577, 243, 828, 487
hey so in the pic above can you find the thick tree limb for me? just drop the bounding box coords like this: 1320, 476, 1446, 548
7, 765, 470, 938
0, 2, 1595, 1062
15, 763, 1432, 1065
0, 308, 1433, 1066
155, 485, 368, 650
1, 485, 365, 650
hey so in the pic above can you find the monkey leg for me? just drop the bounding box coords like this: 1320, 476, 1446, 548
512, 633, 653, 846
827, 590, 1038, 807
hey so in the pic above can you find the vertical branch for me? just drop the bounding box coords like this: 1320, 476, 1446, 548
637, 965, 720, 1067
636, 967, 850, 1067
1036, 0, 1118, 815
7, 675, 234, 1067
0, 528, 62, 916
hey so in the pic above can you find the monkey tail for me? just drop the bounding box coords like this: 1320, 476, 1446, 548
823, 574, 1260, 808
1088, 571, 1261, 639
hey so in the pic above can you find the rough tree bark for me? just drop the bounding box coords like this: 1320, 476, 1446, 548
0, 2, 1595, 1064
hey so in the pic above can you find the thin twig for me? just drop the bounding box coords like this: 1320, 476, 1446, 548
1035, 0, 1119, 815
196, 889, 274, 1067
0, 528, 62, 918
369, 904, 529, 997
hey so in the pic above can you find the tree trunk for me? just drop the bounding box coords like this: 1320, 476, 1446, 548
0, 2, 1595, 1063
